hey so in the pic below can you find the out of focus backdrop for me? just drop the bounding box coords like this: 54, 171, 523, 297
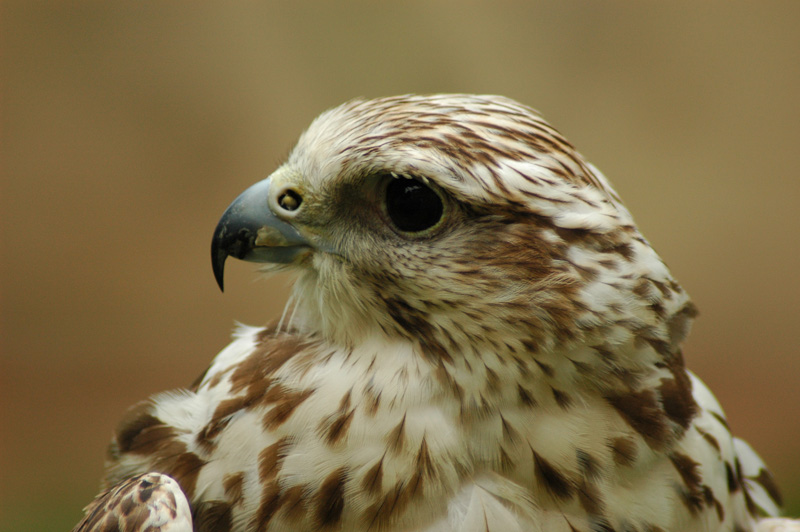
3, 3, 799, 530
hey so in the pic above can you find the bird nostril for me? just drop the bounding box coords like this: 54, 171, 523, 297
277, 189, 303, 212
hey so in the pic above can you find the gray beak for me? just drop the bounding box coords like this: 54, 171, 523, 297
211, 177, 310, 291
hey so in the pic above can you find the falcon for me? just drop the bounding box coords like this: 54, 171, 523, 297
73, 94, 797, 532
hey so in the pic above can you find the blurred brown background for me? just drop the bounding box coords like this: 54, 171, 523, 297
3, 3, 799, 530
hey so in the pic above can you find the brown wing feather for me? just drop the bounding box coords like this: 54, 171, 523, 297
73, 472, 192, 532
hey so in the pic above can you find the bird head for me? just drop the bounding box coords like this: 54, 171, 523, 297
212, 95, 695, 361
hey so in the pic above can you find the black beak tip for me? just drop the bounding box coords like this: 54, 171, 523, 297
211, 239, 227, 292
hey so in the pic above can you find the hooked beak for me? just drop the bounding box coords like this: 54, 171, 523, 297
211, 177, 311, 291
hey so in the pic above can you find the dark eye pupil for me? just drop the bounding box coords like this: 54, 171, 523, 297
386, 178, 443, 232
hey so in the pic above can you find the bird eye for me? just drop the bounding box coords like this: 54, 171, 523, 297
385, 177, 444, 233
